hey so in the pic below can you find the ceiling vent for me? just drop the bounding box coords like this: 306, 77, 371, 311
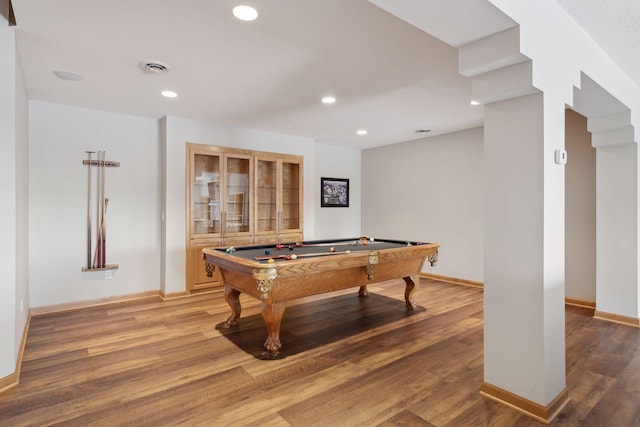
140, 60, 171, 74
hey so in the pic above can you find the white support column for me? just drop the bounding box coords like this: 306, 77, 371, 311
589, 112, 640, 326
459, 27, 569, 421
482, 92, 569, 422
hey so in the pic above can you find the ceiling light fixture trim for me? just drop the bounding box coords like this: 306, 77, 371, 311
233, 5, 259, 21
161, 90, 178, 98
53, 70, 84, 81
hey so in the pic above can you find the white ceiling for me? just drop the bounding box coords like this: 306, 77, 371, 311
555, 0, 640, 88
10, 0, 640, 150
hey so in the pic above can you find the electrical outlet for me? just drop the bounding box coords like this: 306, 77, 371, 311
105, 270, 113, 279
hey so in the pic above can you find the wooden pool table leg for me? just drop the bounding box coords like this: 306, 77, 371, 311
403, 276, 418, 310
224, 284, 242, 327
261, 301, 286, 352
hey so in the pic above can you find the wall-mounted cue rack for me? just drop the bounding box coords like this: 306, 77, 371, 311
82, 150, 120, 272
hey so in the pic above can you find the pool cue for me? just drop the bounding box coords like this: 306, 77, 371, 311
100, 152, 107, 267
291, 242, 340, 248
291, 240, 380, 248
101, 197, 108, 268
94, 151, 104, 268
92, 197, 109, 268
254, 251, 352, 261
86, 151, 95, 269
92, 151, 101, 268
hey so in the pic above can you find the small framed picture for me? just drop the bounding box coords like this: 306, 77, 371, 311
321, 177, 349, 207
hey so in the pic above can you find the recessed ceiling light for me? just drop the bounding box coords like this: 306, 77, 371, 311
470, 100, 481, 106
321, 96, 336, 104
53, 70, 84, 81
233, 5, 258, 21
356, 130, 367, 135
161, 90, 178, 98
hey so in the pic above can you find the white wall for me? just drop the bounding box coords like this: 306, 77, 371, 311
29, 101, 161, 307
596, 143, 639, 317
0, 12, 26, 379
314, 143, 361, 239
565, 109, 596, 302
361, 109, 597, 297
162, 116, 317, 295
362, 127, 483, 281
26, 107, 362, 304
14, 25, 29, 365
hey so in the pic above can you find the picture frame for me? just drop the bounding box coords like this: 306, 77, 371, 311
321, 177, 349, 207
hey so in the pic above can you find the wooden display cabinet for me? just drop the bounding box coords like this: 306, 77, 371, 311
254, 153, 303, 244
186, 144, 254, 292
186, 144, 303, 293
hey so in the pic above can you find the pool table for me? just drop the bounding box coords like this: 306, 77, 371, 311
202, 237, 439, 355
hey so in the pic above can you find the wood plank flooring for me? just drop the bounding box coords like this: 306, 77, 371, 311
1, 279, 639, 426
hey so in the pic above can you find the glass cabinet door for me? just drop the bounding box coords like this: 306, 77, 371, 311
282, 161, 300, 232
225, 156, 251, 234
257, 159, 277, 233
193, 153, 221, 235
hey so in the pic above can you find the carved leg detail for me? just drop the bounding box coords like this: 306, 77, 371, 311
205, 262, 216, 277
224, 284, 242, 327
403, 276, 417, 311
358, 285, 369, 297
261, 301, 286, 352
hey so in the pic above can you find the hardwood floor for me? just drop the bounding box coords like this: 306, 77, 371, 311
1, 279, 639, 426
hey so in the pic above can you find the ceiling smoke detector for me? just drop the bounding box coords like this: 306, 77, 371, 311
139, 60, 171, 74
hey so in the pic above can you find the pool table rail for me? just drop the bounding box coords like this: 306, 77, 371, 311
203, 242, 439, 301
